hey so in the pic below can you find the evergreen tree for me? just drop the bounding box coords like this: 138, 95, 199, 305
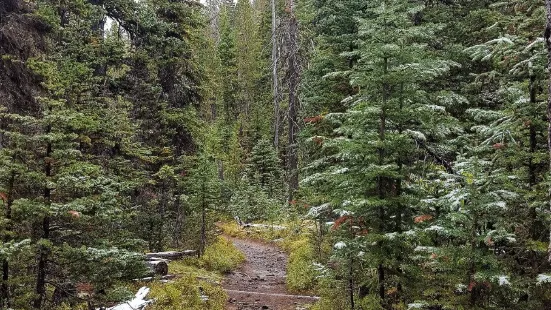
303, 1, 460, 307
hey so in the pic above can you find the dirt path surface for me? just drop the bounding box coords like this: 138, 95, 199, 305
222, 237, 318, 310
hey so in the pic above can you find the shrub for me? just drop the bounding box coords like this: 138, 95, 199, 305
149, 275, 227, 310
286, 239, 317, 292
201, 236, 245, 273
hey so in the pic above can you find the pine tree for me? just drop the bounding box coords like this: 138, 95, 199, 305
303, 1, 460, 307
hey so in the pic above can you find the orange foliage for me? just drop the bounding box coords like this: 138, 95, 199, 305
312, 136, 324, 146
68, 210, 81, 218
76, 282, 94, 295
332, 215, 351, 230
0, 192, 6, 203
386, 287, 398, 295
304, 115, 324, 124
414, 214, 433, 223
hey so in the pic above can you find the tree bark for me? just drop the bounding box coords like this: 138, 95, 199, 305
545, 0, 551, 263
272, 0, 280, 149
348, 256, 355, 310
286, 0, 299, 202
1, 170, 15, 308
34, 138, 52, 309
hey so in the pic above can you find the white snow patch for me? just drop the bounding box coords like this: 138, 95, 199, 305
332, 168, 349, 175
334, 241, 347, 250
424, 225, 446, 232
455, 283, 467, 293
496, 275, 510, 286
537, 274, 551, 285
385, 232, 398, 240
414, 246, 437, 253
102, 287, 152, 310
307, 203, 331, 217
334, 209, 354, 216
408, 302, 427, 309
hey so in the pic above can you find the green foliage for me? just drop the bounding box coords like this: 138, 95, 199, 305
286, 239, 317, 292
148, 275, 227, 310
200, 236, 245, 274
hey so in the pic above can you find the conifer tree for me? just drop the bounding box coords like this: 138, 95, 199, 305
303, 1, 460, 307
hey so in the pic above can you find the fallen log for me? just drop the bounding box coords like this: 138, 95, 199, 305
134, 274, 176, 282
145, 250, 196, 260
146, 260, 168, 276
245, 223, 286, 230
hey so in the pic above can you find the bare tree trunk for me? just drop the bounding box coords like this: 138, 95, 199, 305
1, 170, 15, 308
286, 0, 299, 202
377, 56, 388, 303
348, 255, 355, 310
201, 202, 206, 257
545, 0, 551, 263
34, 139, 52, 309
272, 0, 280, 149
200, 183, 207, 257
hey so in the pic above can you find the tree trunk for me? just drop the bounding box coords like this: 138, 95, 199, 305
34, 138, 52, 309
348, 256, 355, 310
201, 202, 206, 257
545, 0, 551, 263
377, 56, 389, 303
200, 182, 207, 257
272, 0, 280, 149
1, 170, 15, 308
286, 0, 299, 202
173, 192, 183, 248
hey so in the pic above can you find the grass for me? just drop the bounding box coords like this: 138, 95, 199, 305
122, 237, 245, 310
285, 238, 317, 292
147, 275, 227, 310
200, 236, 246, 273
143, 238, 245, 309
217, 221, 291, 240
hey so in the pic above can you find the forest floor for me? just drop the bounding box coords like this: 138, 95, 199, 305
222, 236, 318, 310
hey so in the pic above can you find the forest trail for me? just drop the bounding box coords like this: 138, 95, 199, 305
222, 236, 318, 310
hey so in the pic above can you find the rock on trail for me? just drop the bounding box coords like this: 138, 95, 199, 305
222, 237, 318, 310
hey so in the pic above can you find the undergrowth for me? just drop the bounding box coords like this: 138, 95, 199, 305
61, 237, 246, 310
285, 238, 317, 292
217, 221, 289, 241
143, 238, 244, 309
147, 275, 227, 310
200, 236, 246, 273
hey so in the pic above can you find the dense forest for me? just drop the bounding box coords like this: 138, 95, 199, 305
2, 0, 551, 309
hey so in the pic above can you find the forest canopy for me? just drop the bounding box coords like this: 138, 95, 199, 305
1, 0, 551, 309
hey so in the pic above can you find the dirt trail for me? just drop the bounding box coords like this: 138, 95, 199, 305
222, 236, 318, 310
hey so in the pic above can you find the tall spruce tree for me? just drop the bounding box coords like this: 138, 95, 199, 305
303, 1, 460, 307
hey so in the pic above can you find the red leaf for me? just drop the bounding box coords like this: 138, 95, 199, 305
492, 143, 505, 149
332, 215, 351, 230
